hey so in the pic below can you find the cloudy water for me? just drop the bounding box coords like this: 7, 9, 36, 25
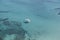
0, 0, 60, 40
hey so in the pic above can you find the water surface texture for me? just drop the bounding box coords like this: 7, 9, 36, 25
0, 0, 60, 40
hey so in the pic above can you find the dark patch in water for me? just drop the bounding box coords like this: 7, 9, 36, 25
3, 21, 11, 26
0, 11, 9, 13
47, 1, 60, 3
36, 14, 48, 19
0, 18, 30, 40
58, 12, 60, 15
11, 21, 22, 27
24, 21, 29, 24
2, 20, 27, 36
0, 37, 3, 40
0, 18, 8, 21
54, 8, 60, 11
4, 28, 27, 35
0, 30, 2, 32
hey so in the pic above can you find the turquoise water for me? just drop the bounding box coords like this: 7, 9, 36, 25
0, 0, 60, 40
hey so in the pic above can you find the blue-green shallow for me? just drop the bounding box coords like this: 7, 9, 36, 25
0, 0, 60, 40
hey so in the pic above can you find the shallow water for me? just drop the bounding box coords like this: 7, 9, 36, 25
0, 0, 60, 40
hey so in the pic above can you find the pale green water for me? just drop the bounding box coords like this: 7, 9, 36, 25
0, 0, 60, 40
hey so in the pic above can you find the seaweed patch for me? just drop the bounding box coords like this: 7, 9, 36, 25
0, 18, 31, 40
